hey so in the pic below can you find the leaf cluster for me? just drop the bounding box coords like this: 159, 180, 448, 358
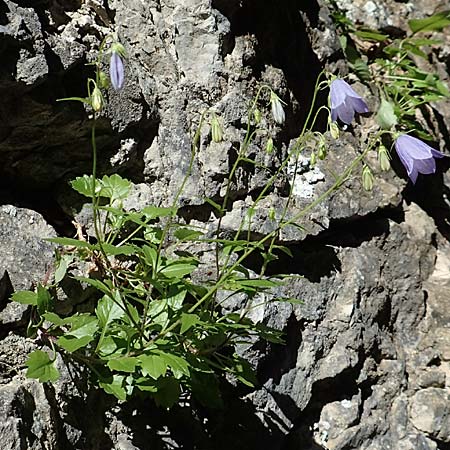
13, 174, 296, 408
333, 8, 450, 137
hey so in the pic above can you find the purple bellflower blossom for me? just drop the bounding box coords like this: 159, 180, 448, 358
330, 79, 369, 125
110, 51, 124, 90
395, 134, 445, 184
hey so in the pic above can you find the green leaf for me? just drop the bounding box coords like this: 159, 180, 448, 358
100, 174, 131, 201
146, 299, 169, 330
160, 262, 197, 279
409, 11, 450, 33
166, 286, 187, 311
339, 35, 348, 52
139, 353, 167, 379
99, 243, 137, 256
107, 356, 139, 373
152, 377, 181, 409
141, 206, 175, 220
174, 227, 204, 241
160, 353, 190, 379
135, 378, 158, 392
190, 372, 223, 409
46, 237, 92, 249
99, 374, 127, 400
255, 323, 285, 344
273, 245, 293, 258
55, 254, 73, 284
57, 314, 98, 352
142, 245, 159, 272
273, 297, 304, 305
43, 312, 66, 326
11, 290, 38, 305
351, 59, 371, 82
237, 279, 280, 289
354, 29, 388, 42
26, 350, 60, 382
74, 277, 112, 296
180, 313, 200, 334
96, 295, 125, 329
57, 335, 91, 352
233, 357, 257, 387
204, 197, 224, 213
436, 80, 450, 97
57, 96, 91, 105
71, 175, 98, 198
36, 284, 52, 315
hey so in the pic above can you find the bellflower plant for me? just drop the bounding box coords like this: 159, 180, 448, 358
330, 79, 369, 125
395, 134, 445, 184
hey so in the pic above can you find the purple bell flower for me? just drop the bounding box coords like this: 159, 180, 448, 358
110, 52, 124, 90
395, 134, 445, 184
330, 79, 369, 125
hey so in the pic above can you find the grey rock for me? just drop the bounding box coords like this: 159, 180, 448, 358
0, 206, 55, 291
0, 206, 56, 326
410, 388, 450, 442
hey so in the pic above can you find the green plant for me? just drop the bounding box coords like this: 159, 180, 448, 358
11, 20, 446, 409
332, 6, 450, 138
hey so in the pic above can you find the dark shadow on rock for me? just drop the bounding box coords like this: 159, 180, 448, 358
213, 0, 326, 139
281, 352, 365, 450
243, 215, 394, 282
242, 241, 341, 282
0, 0, 9, 25
257, 313, 305, 385
402, 172, 450, 242
114, 381, 291, 450
44, 361, 116, 450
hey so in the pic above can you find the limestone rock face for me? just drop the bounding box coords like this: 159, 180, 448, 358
0, 0, 450, 449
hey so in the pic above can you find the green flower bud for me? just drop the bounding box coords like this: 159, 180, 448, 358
211, 115, 223, 143
378, 145, 391, 172
98, 71, 109, 89
376, 99, 398, 130
317, 136, 327, 160
266, 137, 274, 153
362, 165, 374, 191
310, 151, 317, 166
329, 121, 340, 139
110, 42, 126, 58
91, 86, 104, 112
268, 207, 276, 221
253, 108, 262, 124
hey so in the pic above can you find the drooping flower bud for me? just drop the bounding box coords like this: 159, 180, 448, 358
268, 207, 276, 221
378, 145, 391, 172
310, 151, 317, 166
362, 165, 374, 191
253, 108, 262, 125
98, 71, 109, 89
270, 91, 285, 125
329, 121, 340, 139
266, 137, 274, 153
317, 135, 327, 160
211, 115, 223, 143
91, 86, 104, 112
376, 99, 397, 130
